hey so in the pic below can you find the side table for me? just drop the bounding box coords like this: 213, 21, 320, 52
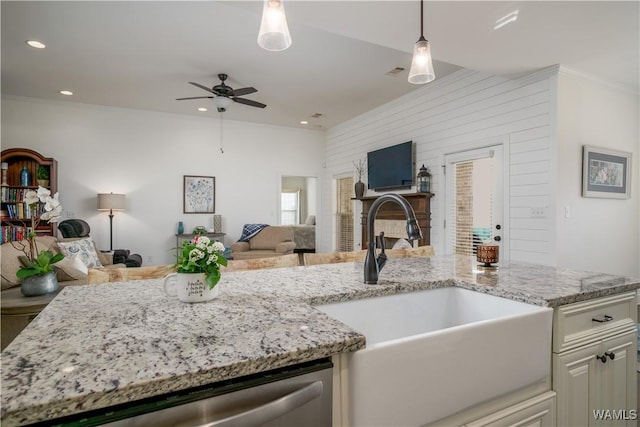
1, 287, 60, 350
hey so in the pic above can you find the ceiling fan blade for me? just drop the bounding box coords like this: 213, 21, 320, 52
233, 97, 267, 109
188, 82, 216, 94
232, 87, 258, 97
176, 96, 214, 100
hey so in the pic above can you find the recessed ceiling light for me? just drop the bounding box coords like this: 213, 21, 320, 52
26, 40, 46, 49
198, 107, 208, 112
59, 90, 73, 96
300, 120, 309, 125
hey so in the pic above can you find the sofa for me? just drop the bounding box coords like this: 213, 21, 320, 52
231, 226, 296, 260
1, 235, 126, 291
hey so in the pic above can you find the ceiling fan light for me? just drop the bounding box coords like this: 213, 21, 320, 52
258, 0, 292, 51
408, 37, 435, 84
214, 96, 232, 111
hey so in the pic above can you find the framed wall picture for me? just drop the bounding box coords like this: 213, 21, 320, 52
184, 175, 215, 213
582, 145, 631, 199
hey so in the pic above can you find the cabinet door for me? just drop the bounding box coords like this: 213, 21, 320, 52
597, 332, 637, 427
554, 342, 600, 427
465, 391, 556, 427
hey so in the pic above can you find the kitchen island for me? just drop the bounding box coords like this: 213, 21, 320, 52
2, 255, 639, 426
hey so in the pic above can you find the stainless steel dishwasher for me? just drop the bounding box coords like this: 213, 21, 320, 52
43, 358, 332, 427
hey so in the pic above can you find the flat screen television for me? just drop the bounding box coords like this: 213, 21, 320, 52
367, 141, 414, 191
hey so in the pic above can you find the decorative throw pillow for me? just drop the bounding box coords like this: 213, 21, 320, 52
56, 237, 103, 268
1, 242, 26, 289
1, 237, 61, 289
53, 255, 88, 281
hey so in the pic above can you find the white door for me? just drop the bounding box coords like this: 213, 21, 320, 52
444, 145, 506, 258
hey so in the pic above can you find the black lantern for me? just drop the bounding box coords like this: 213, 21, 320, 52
417, 164, 431, 193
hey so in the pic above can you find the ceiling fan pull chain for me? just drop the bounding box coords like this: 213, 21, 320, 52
220, 112, 224, 154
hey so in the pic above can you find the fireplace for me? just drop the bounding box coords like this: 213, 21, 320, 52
359, 193, 433, 249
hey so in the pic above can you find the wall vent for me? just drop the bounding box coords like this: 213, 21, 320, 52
311, 113, 323, 118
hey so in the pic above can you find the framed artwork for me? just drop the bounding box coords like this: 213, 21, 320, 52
183, 175, 215, 213
582, 145, 631, 199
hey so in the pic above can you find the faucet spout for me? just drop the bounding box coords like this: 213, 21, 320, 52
364, 193, 422, 284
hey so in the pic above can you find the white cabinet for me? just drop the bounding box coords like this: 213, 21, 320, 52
465, 391, 556, 427
553, 291, 637, 427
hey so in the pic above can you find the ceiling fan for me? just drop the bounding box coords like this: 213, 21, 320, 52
176, 73, 267, 112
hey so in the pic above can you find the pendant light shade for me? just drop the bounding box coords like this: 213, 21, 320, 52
408, 0, 436, 85
408, 36, 435, 84
258, 0, 292, 52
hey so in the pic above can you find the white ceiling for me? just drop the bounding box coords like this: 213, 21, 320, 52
2, 1, 638, 130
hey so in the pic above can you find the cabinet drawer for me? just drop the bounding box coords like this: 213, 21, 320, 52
553, 291, 636, 353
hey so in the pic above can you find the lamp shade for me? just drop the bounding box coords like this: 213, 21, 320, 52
97, 193, 126, 211
257, 0, 292, 51
408, 37, 435, 84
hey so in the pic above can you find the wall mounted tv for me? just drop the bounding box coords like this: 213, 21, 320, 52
367, 141, 415, 191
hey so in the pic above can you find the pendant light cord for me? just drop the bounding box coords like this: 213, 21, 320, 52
420, 0, 424, 37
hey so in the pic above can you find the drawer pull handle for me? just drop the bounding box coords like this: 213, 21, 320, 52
596, 354, 607, 363
591, 314, 613, 323
605, 351, 615, 360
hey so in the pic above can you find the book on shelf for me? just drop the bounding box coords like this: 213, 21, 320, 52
1, 225, 28, 243
3, 202, 42, 219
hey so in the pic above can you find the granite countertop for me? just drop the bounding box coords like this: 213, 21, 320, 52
2, 255, 639, 425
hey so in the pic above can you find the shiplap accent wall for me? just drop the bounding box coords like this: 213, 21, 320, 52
321, 67, 558, 265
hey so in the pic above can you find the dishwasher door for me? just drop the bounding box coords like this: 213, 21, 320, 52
102, 359, 332, 427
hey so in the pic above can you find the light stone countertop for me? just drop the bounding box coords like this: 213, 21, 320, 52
2, 255, 639, 425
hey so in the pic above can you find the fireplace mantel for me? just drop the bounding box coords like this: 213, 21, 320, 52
357, 192, 434, 249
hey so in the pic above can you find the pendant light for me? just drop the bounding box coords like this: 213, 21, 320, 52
408, 0, 435, 84
257, 0, 292, 51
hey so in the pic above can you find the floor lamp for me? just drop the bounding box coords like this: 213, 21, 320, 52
97, 192, 126, 252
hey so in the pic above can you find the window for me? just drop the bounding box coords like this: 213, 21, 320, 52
281, 190, 299, 225
336, 177, 354, 251
445, 146, 503, 257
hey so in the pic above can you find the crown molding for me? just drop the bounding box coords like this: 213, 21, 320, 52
558, 65, 639, 95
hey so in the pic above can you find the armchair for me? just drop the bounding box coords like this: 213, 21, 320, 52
57, 219, 142, 267
231, 226, 296, 260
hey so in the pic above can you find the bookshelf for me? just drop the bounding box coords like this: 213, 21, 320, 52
1, 148, 58, 243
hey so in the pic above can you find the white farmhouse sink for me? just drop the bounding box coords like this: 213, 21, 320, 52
317, 287, 553, 427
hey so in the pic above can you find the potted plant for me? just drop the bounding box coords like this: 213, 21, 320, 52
36, 165, 49, 187
166, 235, 228, 303
353, 158, 367, 199
173, 235, 228, 289
13, 186, 64, 296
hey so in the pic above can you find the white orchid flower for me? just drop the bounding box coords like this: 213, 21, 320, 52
24, 190, 39, 205
40, 205, 63, 222
43, 195, 61, 212
36, 186, 51, 201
